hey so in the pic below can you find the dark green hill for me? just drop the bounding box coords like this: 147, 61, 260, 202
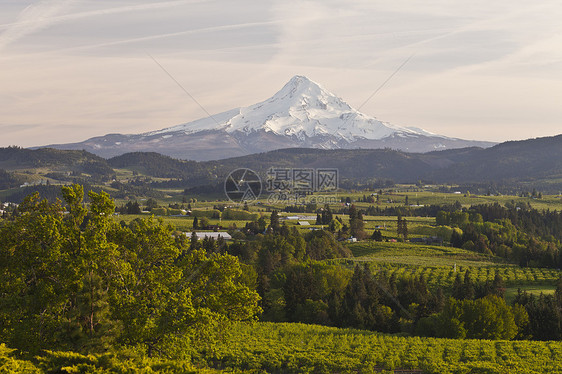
207, 148, 437, 181
430, 134, 562, 183
108, 152, 198, 178
3, 134, 562, 192
0, 147, 114, 180
109, 134, 562, 190
108, 148, 442, 187
107, 152, 217, 186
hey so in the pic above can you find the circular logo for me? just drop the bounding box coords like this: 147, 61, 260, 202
224, 168, 262, 203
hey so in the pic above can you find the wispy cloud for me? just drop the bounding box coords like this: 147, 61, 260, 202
0, 0, 75, 52
0, 0, 207, 30
62, 20, 281, 52
0, 0, 211, 54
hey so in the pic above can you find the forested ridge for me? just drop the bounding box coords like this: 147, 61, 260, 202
2, 133, 562, 195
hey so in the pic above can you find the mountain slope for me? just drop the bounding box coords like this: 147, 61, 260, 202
154, 75, 420, 141
42, 76, 495, 160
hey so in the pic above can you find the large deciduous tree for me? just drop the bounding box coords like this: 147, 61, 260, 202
0, 185, 261, 357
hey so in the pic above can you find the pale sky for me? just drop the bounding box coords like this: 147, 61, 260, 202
1, 0, 561, 147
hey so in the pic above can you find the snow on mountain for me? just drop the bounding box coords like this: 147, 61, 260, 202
42, 75, 496, 161
149, 75, 426, 142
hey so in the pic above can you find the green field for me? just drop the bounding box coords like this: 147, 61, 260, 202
336, 240, 561, 295
204, 321, 562, 373
344, 241, 499, 267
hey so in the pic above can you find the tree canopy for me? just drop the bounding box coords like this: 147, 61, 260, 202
0, 184, 261, 357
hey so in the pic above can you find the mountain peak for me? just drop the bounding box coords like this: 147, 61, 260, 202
150, 74, 416, 140
41, 75, 497, 160
273, 75, 331, 104
286, 75, 317, 89
288, 74, 312, 84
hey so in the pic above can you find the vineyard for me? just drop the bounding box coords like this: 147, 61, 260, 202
205, 322, 562, 373
368, 264, 559, 288
346, 241, 499, 265
337, 241, 561, 286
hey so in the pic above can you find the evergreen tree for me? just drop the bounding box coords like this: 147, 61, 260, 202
349, 204, 366, 239
462, 270, 475, 300
397, 216, 408, 240
451, 229, 463, 248
452, 273, 464, 300
270, 210, 280, 232
371, 229, 383, 241
492, 273, 505, 298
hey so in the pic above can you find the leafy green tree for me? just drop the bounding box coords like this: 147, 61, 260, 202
199, 216, 209, 229
145, 198, 158, 211
321, 206, 333, 225
436, 211, 450, 226
305, 230, 350, 260
0, 185, 119, 353
124, 201, 141, 214
429, 296, 522, 340
0, 184, 262, 358
0, 192, 70, 352
329, 218, 343, 232
462, 270, 475, 300
435, 298, 466, 339
452, 273, 464, 300
349, 204, 366, 239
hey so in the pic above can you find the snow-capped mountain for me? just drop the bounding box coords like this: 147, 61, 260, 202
43, 75, 495, 161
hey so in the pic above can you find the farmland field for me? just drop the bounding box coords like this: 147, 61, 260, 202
205, 322, 562, 373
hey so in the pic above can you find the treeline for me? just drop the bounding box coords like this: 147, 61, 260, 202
0, 184, 100, 204
363, 202, 463, 217
471, 203, 562, 243
515, 281, 562, 341
200, 211, 533, 341
251, 258, 531, 341
437, 203, 562, 268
